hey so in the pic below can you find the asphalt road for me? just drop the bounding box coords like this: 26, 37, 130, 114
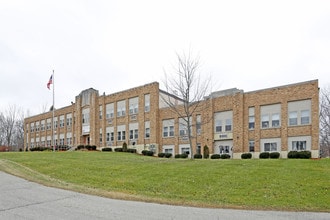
0, 171, 329, 220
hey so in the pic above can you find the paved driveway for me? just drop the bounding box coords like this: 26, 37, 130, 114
0, 171, 329, 220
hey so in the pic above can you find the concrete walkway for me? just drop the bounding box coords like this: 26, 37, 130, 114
0, 171, 329, 220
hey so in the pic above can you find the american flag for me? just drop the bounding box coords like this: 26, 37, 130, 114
47, 74, 53, 90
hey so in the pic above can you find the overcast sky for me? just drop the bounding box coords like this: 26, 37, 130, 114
1, 0, 329, 116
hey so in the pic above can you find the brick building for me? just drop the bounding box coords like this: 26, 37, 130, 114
24, 80, 319, 158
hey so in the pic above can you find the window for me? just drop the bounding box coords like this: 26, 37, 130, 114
196, 115, 201, 135
117, 125, 126, 141
288, 100, 311, 126
54, 120, 58, 129
301, 110, 310, 124
129, 97, 138, 115
215, 120, 222, 132
145, 121, 150, 138
47, 119, 51, 130
40, 121, 45, 131
179, 117, 190, 137
99, 106, 103, 120
117, 100, 126, 117
59, 116, 65, 128
129, 129, 138, 140
292, 141, 306, 151
66, 114, 72, 126
264, 142, 277, 152
197, 143, 201, 154
144, 94, 150, 112
272, 113, 280, 127
249, 141, 255, 152
99, 129, 102, 143
261, 104, 281, 129
225, 119, 232, 131
248, 107, 255, 130
82, 109, 90, 124
214, 111, 232, 133
289, 111, 298, 126
106, 103, 114, 119
163, 119, 175, 137
249, 116, 255, 129
261, 115, 269, 128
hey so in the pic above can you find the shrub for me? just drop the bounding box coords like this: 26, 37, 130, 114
221, 154, 231, 159
91, 145, 97, 151
122, 142, 127, 152
270, 152, 280, 159
211, 154, 220, 159
102, 147, 112, 152
241, 153, 252, 159
142, 150, 148, 155
259, 152, 270, 159
114, 148, 123, 152
194, 154, 203, 159
175, 154, 181, 158
127, 149, 137, 153
77, 145, 85, 150
164, 153, 172, 158
180, 153, 188, 158
158, 152, 165, 158
288, 151, 311, 159
203, 145, 209, 159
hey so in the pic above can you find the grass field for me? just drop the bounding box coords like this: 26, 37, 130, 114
0, 151, 329, 212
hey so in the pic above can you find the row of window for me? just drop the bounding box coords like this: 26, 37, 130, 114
249, 140, 308, 152
28, 137, 73, 148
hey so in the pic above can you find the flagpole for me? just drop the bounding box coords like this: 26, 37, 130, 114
52, 70, 55, 152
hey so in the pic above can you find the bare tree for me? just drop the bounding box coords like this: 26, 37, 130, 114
0, 105, 24, 150
162, 51, 212, 158
320, 86, 330, 157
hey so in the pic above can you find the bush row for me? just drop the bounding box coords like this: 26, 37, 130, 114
210, 154, 231, 159
142, 150, 154, 156
288, 151, 311, 159
30, 146, 52, 151
259, 152, 280, 159
175, 153, 189, 158
76, 145, 97, 151
241, 153, 252, 159
157, 152, 173, 158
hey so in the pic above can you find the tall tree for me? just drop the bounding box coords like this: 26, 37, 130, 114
320, 86, 330, 157
162, 51, 212, 158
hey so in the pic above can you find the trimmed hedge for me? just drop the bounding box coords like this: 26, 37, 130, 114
114, 148, 123, 152
288, 151, 311, 159
270, 152, 280, 159
142, 150, 154, 156
127, 149, 137, 153
158, 152, 165, 158
194, 154, 203, 159
211, 154, 220, 159
102, 147, 112, 152
241, 153, 252, 159
164, 153, 172, 158
220, 154, 231, 159
175, 153, 188, 158
259, 152, 270, 159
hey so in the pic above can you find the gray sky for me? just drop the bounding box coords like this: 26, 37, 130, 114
1, 0, 329, 116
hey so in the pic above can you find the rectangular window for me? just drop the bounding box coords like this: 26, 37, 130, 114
163, 127, 168, 137
117, 100, 126, 117
301, 110, 310, 124
163, 119, 175, 137
106, 103, 114, 119
248, 107, 255, 130
144, 94, 150, 112
261, 115, 269, 128
129, 97, 138, 115
272, 113, 280, 127
292, 141, 306, 151
225, 119, 232, 131
264, 142, 277, 152
99, 105, 103, 120
196, 115, 201, 135
215, 120, 222, 132
249, 141, 255, 152
145, 121, 150, 138
289, 111, 298, 126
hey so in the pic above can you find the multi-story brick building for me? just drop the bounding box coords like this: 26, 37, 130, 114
24, 79, 319, 158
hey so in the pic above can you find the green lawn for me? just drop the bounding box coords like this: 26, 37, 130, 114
0, 151, 329, 212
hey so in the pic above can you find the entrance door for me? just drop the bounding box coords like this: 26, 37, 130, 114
214, 140, 233, 156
